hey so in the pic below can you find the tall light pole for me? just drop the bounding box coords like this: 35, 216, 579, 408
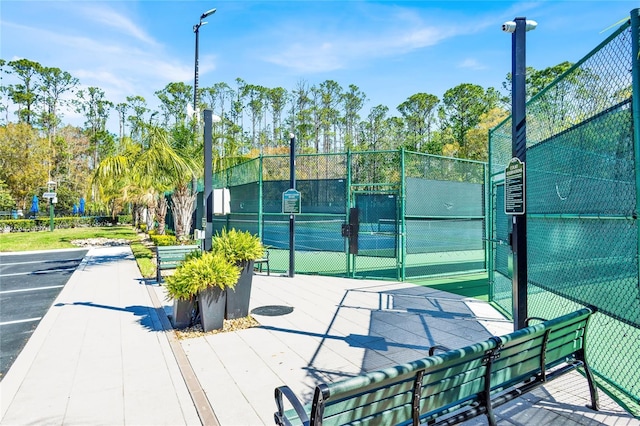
193, 8, 216, 119
502, 17, 537, 330
194, 8, 216, 251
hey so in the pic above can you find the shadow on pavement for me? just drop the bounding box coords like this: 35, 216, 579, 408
54, 301, 165, 332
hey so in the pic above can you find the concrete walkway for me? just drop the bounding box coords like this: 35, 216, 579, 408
0, 246, 200, 425
1, 245, 637, 425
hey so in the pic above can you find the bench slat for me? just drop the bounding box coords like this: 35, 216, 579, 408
419, 375, 486, 420
324, 391, 414, 425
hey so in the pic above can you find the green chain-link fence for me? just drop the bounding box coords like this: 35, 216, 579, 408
208, 150, 487, 282
489, 10, 640, 416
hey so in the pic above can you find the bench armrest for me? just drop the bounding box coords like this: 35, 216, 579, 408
525, 316, 547, 326
275, 386, 310, 426
428, 345, 451, 356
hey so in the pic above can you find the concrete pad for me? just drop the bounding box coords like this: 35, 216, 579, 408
181, 273, 638, 425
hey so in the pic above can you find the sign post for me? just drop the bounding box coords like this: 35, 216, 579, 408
506, 17, 535, 330
44, 182, 57, 232
287, 134, 297, 277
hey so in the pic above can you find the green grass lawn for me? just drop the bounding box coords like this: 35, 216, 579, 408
0, 226, 157, 278
0, 226, 138, 252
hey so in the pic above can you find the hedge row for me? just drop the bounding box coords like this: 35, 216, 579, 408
0, 215, 133, 233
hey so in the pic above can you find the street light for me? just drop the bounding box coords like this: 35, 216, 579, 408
502, 17, 536, 330
193, 8, 216, 121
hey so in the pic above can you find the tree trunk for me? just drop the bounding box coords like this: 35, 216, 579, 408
156, 195, 168, 235
134, 204, 145, 230
170, 183, 196, 241
145, 202, 156, 231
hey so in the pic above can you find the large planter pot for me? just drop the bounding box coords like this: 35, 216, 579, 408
171, 297, 195, 329
198, 286, 227, 332
225, 260, 255, 320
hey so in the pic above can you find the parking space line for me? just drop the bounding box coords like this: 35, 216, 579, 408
0, 317, 42, 326
0, 285, 65, 294
0, 259, 84, 267
0, 267, 76, 278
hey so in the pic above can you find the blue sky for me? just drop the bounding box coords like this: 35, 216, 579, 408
1, 1, 638, 132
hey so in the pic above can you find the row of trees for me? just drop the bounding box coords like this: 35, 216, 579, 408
0, 57, 572, 237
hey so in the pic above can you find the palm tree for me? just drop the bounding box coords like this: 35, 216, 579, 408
167, 122, 201, 241
92, 139, 138, 221
93, 125, 194, 236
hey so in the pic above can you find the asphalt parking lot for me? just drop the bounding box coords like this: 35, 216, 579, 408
0, 249, 88, 379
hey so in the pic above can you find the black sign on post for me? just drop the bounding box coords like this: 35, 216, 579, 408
505, 157, 525, 215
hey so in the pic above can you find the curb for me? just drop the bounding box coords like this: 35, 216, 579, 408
145, 283, 220, 426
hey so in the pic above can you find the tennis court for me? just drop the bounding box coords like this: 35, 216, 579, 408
210, 150, 488, 281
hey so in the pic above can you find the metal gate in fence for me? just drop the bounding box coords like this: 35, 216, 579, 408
351, 190, 400, 280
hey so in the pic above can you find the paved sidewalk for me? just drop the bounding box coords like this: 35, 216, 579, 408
0, 246, 200, 425
1, 246, 638, 425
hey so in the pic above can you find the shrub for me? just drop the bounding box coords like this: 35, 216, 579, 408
150, 234, 178, 246
0, 216, 127, 232
211, 228, 264, 263
118, 215, 132, 224
165, 251, 239, 300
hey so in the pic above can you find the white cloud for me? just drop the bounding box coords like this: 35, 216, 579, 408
458, 58, 487, 70
263, 24, 454, 74
264, 42, 344, 73
2, 17, 195, 105
74, 3, 160, 47
261, 5, 493, 74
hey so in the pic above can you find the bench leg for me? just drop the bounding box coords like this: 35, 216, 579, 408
255, 261, 270, 276
580, 356, 600, 410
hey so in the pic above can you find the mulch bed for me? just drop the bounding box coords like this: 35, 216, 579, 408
173, 316, 260, 339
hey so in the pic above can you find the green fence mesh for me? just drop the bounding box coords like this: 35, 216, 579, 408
488, 11, 640, 415
208, 150, 486, 281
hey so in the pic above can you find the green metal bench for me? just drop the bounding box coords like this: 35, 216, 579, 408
156, 245, 200, 283
254, 249, 270, 275
274, 307, 599, 426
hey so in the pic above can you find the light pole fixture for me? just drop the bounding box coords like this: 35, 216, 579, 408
502, 17, 536, 330
193, 8, 216, 121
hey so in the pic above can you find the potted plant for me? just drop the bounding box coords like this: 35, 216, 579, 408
212, 228, 265, 320
165, 250, 239, 331
164, 250, 201, 329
